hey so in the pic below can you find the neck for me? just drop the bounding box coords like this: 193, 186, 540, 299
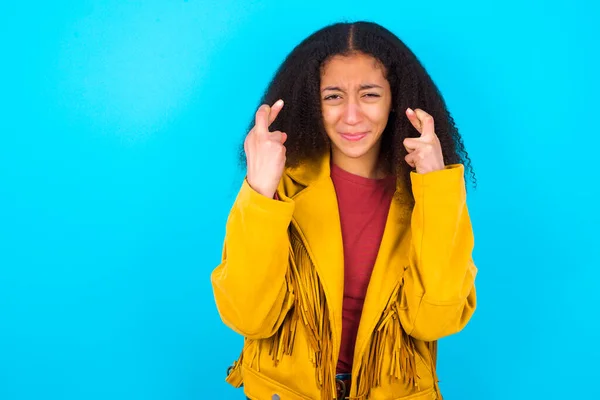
331, 145, 386, 179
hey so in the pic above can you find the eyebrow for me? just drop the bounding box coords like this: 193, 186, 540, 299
321, 84, 383, 92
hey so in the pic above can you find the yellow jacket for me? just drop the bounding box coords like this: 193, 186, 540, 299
211, 152, 477, 400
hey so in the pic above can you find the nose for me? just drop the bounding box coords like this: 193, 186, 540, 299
341, 100, 363, 125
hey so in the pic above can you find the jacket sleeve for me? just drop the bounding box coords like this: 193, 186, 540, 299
399, 164, 478, 342
210, 179, 295, 339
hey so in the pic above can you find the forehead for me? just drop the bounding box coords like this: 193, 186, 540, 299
320, 52, 387, 83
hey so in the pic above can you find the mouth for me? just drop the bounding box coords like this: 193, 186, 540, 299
339, 132, 368, 142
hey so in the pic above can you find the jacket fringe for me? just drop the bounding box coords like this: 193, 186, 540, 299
225, 228, 336, 399
224, 232, 441, 400
351, 282, 442, 400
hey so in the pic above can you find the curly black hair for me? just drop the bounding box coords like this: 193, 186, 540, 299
239, 21, 476, 191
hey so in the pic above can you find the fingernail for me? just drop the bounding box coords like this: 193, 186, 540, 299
406, 108, 413, 114
276, 99, 284, 107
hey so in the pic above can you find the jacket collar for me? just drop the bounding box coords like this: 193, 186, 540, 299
285, 149, 332, 188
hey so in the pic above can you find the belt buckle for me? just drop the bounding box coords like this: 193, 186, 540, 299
335, 379, 347, 399
335, 374, 351, 400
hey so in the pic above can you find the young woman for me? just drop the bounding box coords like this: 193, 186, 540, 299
211, 21, 478, 400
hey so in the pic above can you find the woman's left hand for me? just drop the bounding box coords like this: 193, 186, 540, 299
403, 108, 445, 174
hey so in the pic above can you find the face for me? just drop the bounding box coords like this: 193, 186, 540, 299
320, 52, 392, 171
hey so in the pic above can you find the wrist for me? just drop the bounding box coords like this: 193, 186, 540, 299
246, 179, 276, 199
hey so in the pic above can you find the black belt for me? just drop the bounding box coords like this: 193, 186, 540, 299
335, 373, 351, 400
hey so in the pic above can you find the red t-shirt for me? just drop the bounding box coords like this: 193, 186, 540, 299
330, 163, 397, 374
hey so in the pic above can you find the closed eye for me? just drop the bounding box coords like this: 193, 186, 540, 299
324, 93, 381, 100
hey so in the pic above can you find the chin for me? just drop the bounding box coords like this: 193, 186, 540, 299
343, 149, 369, 159
334, 143, 372, 159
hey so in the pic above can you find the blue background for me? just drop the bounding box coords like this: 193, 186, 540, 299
1, 1, 598, 399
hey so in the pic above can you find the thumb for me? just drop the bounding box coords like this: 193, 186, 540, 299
270, 131, 287, 144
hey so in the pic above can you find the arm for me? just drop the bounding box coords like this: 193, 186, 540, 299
211, 179, 295, 339
399, 164, 477, 341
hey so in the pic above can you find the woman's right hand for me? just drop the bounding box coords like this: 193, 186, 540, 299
244, 100, 287, 198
